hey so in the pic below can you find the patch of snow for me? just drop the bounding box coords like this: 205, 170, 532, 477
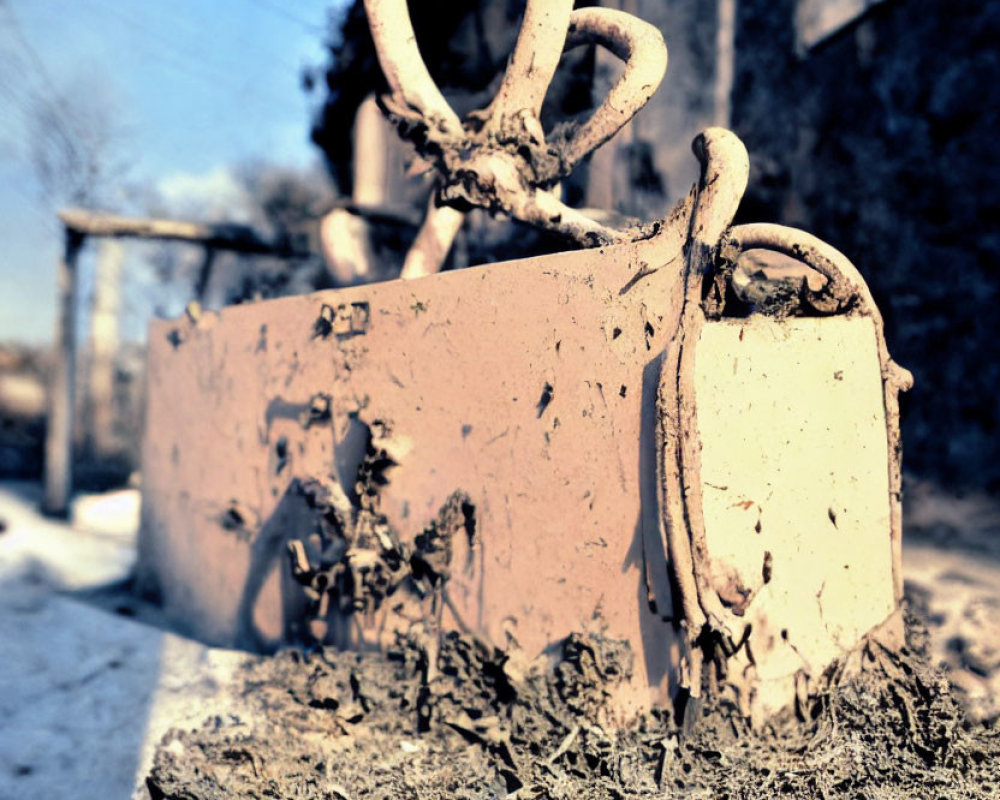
0, 482, 256, 798
72, 488, 142, 539
0, 572, 249, 799
0, 483, 137, 590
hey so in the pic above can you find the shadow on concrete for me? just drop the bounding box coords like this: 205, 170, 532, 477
0, 481, 163, 799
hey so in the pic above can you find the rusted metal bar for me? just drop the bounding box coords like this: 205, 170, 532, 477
481, 0, 574, 130
561, 7, 669, 170
657, 129, 749, 678
363, 0, 669, 277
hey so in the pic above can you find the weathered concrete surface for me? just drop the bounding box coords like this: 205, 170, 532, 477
139, 202, 693, 707
0, 482, 246, 800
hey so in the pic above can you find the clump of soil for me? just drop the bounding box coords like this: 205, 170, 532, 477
145, 612, 1000, 799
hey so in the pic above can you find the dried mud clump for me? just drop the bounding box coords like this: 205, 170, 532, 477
145, 616, 1000, 800
675, 638, 1000, 798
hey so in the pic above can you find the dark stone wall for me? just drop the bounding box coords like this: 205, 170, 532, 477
732, 0, 1000, 490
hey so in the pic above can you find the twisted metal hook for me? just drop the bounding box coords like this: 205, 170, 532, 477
363, 0, 669, 278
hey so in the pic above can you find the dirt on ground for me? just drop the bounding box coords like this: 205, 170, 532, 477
144, 597, 999, 800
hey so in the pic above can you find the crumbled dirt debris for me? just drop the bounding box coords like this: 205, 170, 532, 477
145, 605, 1000, 800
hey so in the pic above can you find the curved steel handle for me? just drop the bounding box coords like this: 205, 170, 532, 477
560, 7, 669, 171
363, 0, 673, 276
728, 223, 869, 314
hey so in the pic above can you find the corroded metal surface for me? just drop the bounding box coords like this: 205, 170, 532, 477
694, 315, 897, 721
139, 200, 693, 710
139, 167, 908, 721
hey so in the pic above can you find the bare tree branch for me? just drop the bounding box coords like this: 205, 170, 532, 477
27, 75, 130, 209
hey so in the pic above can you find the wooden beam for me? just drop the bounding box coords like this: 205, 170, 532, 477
57, 208, 307, 258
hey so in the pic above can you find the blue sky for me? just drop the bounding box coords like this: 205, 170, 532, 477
0, 0, 343, 343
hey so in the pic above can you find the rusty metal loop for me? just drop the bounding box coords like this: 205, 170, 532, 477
364, 0, 671, 269
728, 223, 868, 314
561, 7, 669, 170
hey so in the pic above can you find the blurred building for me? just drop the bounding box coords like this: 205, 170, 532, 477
730, 0, 1000, 490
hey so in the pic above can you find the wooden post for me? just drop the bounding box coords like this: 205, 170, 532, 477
193, 247, 217, 303
87, 238, 124, 458
320, 95, 391, 284
43, 228, 85, 517
35, 207, 309, 517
